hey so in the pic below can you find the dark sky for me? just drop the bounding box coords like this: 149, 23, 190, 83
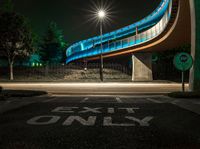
1, 0, 161, 44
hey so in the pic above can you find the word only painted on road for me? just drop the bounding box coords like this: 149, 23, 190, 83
27, 107, 154, 127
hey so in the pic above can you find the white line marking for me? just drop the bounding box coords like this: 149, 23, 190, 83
27, 116, 60, 125
115, 97, 123, 103
146, 98, 163, 104
81, 97, 89, 103
63, 116, 96, 126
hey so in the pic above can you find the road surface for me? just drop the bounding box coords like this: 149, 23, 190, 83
0, 95, 200, 149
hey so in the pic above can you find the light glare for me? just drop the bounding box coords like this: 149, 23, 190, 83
98, 10, 106, 19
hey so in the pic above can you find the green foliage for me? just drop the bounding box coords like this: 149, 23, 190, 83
39, 22, 67, 64
152, 44, 191, 63
0, 12, 35, 61
0, 11, 35, 79
0, 0, 14, 12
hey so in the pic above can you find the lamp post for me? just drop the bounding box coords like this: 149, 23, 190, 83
98, 10, 105, 82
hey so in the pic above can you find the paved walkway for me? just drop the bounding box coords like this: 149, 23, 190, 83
0, 82, 188, 95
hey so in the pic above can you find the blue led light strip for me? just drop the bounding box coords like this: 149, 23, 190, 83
66, 0, 172, 63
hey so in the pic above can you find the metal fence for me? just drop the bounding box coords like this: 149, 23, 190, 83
0, 63, 131, 81
0, 61, 189, 82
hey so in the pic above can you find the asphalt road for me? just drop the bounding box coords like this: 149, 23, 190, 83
0, 95, 200, 149
0, 82, 189, 94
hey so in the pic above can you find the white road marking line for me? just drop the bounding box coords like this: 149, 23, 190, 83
146, 98, 163, 104
115, 97, 123, 103
171, 100, 181, 104
43, 98, 57, 103
81, 97, 89, 103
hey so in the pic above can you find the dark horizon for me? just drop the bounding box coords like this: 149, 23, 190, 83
1, 0, 161, 44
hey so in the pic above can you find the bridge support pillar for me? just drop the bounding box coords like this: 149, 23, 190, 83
132, 53, 153, 81
189, 0, 200, 91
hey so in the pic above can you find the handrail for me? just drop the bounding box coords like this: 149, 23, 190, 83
66, 0, 172, 63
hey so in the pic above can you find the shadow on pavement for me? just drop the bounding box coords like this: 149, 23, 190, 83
1, 89, 47, 98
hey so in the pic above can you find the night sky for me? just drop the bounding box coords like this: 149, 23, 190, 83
1, 0, 161, 44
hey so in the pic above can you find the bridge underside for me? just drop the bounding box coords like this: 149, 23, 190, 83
92, 0, 189, 59
67, 0, 194, 84
86, 0, 191, 82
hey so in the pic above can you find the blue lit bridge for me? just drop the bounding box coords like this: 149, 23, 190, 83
66, 0, 190, 81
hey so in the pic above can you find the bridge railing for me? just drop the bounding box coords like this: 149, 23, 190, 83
67, 0, 170, 58
66, 0, 172, 63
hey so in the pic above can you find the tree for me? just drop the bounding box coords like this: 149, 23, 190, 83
1, 0, 14, 12
40, 22, 67, 64
0, 11, 34, 80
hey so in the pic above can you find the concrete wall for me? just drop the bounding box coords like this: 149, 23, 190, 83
189, 0, 200, 91
132, 53, 153, 81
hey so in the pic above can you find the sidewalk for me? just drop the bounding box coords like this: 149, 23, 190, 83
0, 82, 188, 95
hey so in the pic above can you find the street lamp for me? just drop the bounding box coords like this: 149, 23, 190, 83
98, 10, 106, 19
98, 9, 106, 82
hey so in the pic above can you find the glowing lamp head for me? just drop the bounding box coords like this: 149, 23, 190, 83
98, 10, 106, 19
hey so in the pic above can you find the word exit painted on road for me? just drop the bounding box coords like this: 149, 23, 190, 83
27, 107, 154, 127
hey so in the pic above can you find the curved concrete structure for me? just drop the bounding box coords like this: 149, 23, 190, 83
88, 0, 190, 61
66, 0, 195, 83
66, 0, 190, 63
